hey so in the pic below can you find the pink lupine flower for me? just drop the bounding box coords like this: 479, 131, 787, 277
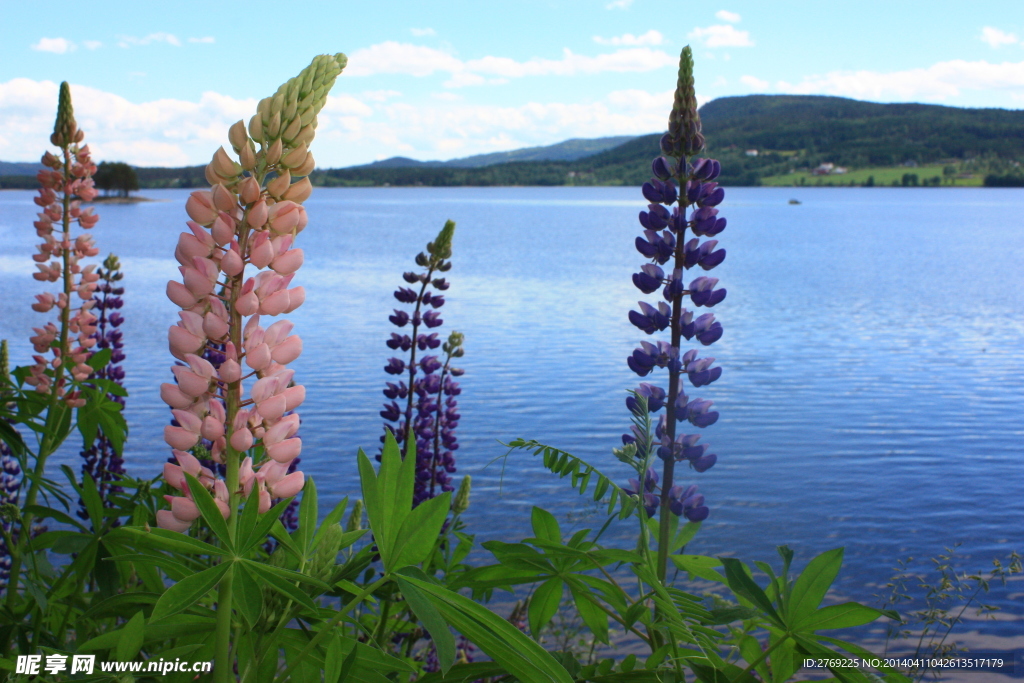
156, 53, 349, 535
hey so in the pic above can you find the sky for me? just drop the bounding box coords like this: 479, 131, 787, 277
1, 0, 1023, 168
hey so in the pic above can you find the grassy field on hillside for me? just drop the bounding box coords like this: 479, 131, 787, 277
759, 165, 984, 187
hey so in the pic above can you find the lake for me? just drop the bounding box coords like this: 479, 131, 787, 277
1, 185, 1022, 650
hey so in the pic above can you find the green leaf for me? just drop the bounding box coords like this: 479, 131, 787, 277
794, 602, 893, 632
325, 634, 359, 683
46, 531, 93, 555
569, 583, 609, 644
312, 496, 348, 551
80, 472, 105, 531
239, 497, 293, 555
672, 521, 701, 552
23, 504, 87, 531
116, 610, 146, 662
184, 474, 232, 553
395, 568, 574, 683
395, 567, 456, 674
531, 507, 561, 542
0, 419, 26, 456
235, 563, 263, 629
298, 475, 318, 553
150, 562, 229, 622
720, 558, 784, 627
788, 547, 844, 622
236, 485, 262, 552
82, 592, 161, 620
109, 526, 228, 557
244, 561, 318, 611
393, 492, 451, 569
528, 577, 563, 638
671, 555, 726, 583
701, 606, 759, 625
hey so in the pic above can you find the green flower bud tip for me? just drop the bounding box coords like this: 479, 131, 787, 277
51, 81, 78, 147
428, 219, 456, 260
346, 498, 364, 532
664, 46, 705, 157
103, 253, 121, 271
453, 475, 471, 515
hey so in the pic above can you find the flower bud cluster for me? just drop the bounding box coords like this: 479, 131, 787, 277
157, 54, 347, 532
26, 83, 101, 407
623, 48, 725, 523
379, 222, 464, 505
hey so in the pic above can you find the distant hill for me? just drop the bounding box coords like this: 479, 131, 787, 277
6, 96, 1021, 189
0, 161, 43, 177
358, 136, 635, 169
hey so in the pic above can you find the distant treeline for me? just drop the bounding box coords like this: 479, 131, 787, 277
4, 95, 1023, 190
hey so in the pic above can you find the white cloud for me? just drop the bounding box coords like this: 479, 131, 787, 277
776, 59, 1024, 102
980, 27, 1018, 48
345, 41, 676, 85
606, 0, 634, 8
188, 36, 216, 44
31, 37, 75, 54
117, 32, 182, 48
83, 40, 102, 50
410, 27, 436, 36
0, 78, 255, 166
740, 75, 769, 90
593, 30, 663, 46
715, 10, 741, 23
360, 90, 402, 102
688, 24, 753, 47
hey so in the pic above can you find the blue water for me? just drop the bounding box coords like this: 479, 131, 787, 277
1, 186, 1022, 644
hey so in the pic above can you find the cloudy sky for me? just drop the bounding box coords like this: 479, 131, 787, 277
2, 0, 1022, 168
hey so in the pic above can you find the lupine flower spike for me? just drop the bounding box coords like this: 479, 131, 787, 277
623, 47, 726, 579
380, 221, 462, 505
26, 82, 101, 407
0, 340, 20, 588
79, 254, 127, 521
157, 54, 347, 532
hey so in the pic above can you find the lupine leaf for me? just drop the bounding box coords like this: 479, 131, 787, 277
240, 497, 292, 554
788, 547, 844, 623
184, 474, 232, 553
115, 611, 145, 662
150, 563, 228, 622
794, 602, 895, 631
720, 558, 784, 627
528, 577, 563, 637
531, 507, 561, 543
109, 526, 228, 556
392, 492, 451, 569
569, 582, 609, 644
395, 568, 574, 683
395, 568, 456, 674
298, 475, 318, 553
234, 563, 263, 629
243, 561, 318, 610
311, 496, 349, 551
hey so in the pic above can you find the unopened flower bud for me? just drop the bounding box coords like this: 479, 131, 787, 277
228, 120, 248, 153
267, 170, 291, 199
281, 143, 308, 169
211, 146, 240, 179
452, 475, 471, 514
266, 138, 284, 166
346, 499, 364, 532
239, 176, 261, 204
281, 176, 312, 203
292, 151, 315, 177
239, 143, 256, 171
281, 116, 302, 143
248, 114, 264, 143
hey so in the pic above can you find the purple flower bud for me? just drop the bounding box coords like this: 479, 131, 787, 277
394, 287, 418, 303
383, 381, 407, 399
417, 333, 440, 350
652, 156, 672, 180
692, 453, 717, 472
403, 271, 422, 283
689, 277, 726, 308
700, 186, 725, 208
385, 358, 406, 375
420, 355, 442, 373
432, 278, 449, 290
380, 401, 401, 421
632, 263, 664, 294
422, 310, 443, 328
387, 333, 411, 350
629, 300, 672, 335
685, 398, 719, 428
389, 309, 410, 327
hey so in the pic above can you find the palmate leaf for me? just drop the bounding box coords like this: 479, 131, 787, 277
503, 439, 637, 519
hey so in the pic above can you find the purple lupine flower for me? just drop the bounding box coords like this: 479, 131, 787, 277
379, 221, 462, 505
78, 254, 127, 523
624, 46, 726, 536
0, 340, 20, 588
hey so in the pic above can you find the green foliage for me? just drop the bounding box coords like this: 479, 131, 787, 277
93, 161, 139, 197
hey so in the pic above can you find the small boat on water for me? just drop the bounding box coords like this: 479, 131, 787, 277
788, 199, 801, 204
